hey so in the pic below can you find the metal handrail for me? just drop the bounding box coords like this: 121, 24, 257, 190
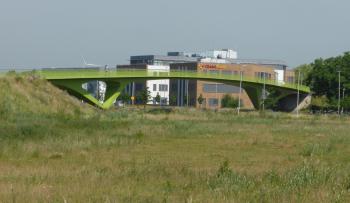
0, 68, 310, 93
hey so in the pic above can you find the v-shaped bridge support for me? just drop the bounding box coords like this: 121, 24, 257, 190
50, 79, 129, 109
244, 84, 306, 112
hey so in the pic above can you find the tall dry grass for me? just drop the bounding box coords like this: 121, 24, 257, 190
0, 74, 349, 202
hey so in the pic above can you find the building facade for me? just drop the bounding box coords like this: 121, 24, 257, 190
146, 65, 170, 105
169, 62, 294, 109
117, 64, 170, 105
117, 49, 295, 109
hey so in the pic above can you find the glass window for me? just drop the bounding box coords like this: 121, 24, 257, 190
159, 84, 168, 92
153, 84, 157, 91
208, 98, 218, 107
287, 76, 294, 83
135, 83, 144, 91
171, 83, 177, 91
255, 72, 272, 80
203, 84, 240, 93
160, 98, 168, 105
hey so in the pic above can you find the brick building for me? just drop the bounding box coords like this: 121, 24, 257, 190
169, 61, 295, 109
117, 50, 295, 109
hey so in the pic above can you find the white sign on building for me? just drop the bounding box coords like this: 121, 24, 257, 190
274, 69, 285, 85
146, 65, 170, 105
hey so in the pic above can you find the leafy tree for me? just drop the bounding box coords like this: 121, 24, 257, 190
294, 64, 313, 84
169, 95, 177, 106
183, 95, 188, 106
197, 94, 205, 108
119, 92, 130, 105
264, 89, 281, 111
299, 52, 350, 112
310, 96, 330, 112
341, 96, 350, 112
221, 94, 239, 108
136, 87, 151, 108
155, 93, 161, 105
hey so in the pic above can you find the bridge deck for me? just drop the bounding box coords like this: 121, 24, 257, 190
39, 69, 310, 93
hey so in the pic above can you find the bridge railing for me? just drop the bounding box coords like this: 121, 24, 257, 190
115, 68, 310, 93
0, 68, 310, 93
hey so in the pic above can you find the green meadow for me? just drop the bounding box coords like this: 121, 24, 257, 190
0, 74, 350, 202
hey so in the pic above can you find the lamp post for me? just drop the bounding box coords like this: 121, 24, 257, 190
342, 87, 346, 114
215, 82, 218, 110
237, 64, 246, 115
337, 71, 341, 115
238, 71, 243, 115
262, 73, 266, 112
296, 70, 301, 117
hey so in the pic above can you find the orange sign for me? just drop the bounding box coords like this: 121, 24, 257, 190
199, 63, 224, 70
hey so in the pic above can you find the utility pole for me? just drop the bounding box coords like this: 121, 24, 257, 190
262, 73, 266, 112
237, 71, 243, 115
186, 67, 189, 107
341, 87, 346, 114
132, 82, 135, 105
215, 82, 218, 110
337, 71, 341, 115
296, 70, 301, 117
186, 80, 189, 107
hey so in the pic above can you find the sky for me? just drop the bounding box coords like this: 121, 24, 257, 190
0, 0, 349, 69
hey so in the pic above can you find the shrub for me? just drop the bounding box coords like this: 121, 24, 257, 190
264, 89, 281, 110
221, 94, 239, 108
310, 96, 330, 112
136, 88, 151, 107
341, 96, 350, 112
155, 93, 161, 104
197, 94, 204, 108
169, 95, 177, 106
119, 92, 130, 105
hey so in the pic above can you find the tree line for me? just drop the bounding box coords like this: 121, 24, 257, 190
296, 52, 350, 112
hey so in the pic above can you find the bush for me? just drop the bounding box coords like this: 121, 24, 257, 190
310, 96, 330, 112
197, 94, 204, 107
341, 96, 350, 112
221, 94, 239, 108
264, 89, 281, 110
136, 88, 151, 106
119, 92, 130, 104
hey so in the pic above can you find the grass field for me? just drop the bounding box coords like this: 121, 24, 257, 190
1, 75, 350, 202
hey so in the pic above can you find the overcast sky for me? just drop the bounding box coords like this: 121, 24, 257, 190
0, 0, 349, 68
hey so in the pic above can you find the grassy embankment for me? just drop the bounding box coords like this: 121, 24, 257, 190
0, 73, 350, 202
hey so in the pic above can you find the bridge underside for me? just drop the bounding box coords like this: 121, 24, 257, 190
51, 79, 128, 109
49, 78, 310, 112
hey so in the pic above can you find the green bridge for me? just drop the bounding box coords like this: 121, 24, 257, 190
37, 69, 311, 111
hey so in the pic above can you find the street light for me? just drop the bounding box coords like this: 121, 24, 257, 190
215, 81, 218, 110
337, 71, 341, 115
237, 70, 243, 115
237, 64, 246, 115
262, 73, 266, 112
342, 87, 346, 114
296, 70, 301, 117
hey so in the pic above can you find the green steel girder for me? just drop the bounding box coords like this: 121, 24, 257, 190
39, 69, 311, 110
50, 79, 129, 109
243, 85, 263, 110
40, 69, 310, 93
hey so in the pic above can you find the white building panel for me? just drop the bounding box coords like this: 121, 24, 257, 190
146, 65, 170, 105
274, 69, 285, 85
